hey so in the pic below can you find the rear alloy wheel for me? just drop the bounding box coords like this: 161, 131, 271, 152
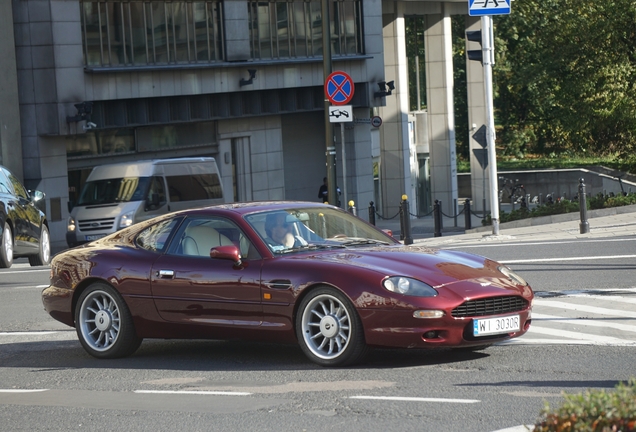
29, 225, 51, 266
0, 222, 13, 268
75, 283, 142, 359
296, 287, 369, 367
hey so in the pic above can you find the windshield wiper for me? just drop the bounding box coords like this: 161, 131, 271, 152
338, 239, 391, 246
273, 243, 346, 254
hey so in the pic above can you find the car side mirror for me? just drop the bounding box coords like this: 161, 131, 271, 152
30, 190, 45, 202
209, 245, 243, 266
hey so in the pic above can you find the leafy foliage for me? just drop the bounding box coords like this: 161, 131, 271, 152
532, 378, 636, 432
482, 193, 636, 225
494, 0, 636, 158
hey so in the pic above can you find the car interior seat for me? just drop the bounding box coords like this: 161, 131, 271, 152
182, 225, 233, 257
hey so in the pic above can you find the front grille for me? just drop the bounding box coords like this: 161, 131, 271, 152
78, 217, 116, 232
452, 296, 528, 318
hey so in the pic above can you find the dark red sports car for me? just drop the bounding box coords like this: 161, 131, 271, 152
42, 202, 533, 366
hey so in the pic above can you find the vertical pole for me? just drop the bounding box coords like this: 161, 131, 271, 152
369, 201, 376, 225
464, 199, 471, 230
579, 178, 589, 234
322, 0, 337, 206
482, 15, 500, 235
341, 123, 347, 207
401, 195, 413, 245
433, 200, 442, 237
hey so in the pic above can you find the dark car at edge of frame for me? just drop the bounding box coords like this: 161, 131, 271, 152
0, 164, 51, 268
42, 201, 533, 367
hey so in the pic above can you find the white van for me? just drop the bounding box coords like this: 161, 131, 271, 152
66, 157, 224, 247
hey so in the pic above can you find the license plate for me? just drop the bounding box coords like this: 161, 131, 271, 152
85, 234, 105, 241
473, 315, 520, 337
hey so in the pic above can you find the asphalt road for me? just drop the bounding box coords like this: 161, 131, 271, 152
1, 234, 634, 432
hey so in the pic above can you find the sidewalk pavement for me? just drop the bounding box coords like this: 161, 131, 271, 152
374, 203, 636, 248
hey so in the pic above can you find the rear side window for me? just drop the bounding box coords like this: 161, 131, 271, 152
136, 218, 180, 252
166, 174, 222, 202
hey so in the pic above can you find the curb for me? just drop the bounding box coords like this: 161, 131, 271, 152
465, 203, 636, 234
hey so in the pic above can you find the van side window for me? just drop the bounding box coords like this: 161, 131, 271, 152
166, 174, 222, 202
146, 176, 167, 210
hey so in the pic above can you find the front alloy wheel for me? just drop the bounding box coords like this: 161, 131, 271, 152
75, 283, 142, 358
297, 287, 368, 367
0, 222, 13, 268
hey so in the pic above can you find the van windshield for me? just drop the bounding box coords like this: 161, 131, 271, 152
78, 177, 150, 205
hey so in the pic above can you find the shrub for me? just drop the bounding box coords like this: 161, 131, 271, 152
481, 193, 636, 226
532, 378, 636, 432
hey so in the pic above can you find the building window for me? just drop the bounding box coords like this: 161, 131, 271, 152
248, 0, 363, 60
80, 1, 224, 67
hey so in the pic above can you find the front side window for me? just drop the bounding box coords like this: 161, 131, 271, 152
248, 0, 363, 60
80, 1, 224, 67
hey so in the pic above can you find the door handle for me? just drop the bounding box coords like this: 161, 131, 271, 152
156, 269, 174, 279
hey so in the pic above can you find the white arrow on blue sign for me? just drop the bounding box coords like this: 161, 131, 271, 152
469, 0, 510, 16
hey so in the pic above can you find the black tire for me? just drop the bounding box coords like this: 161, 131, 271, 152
75, 282, 142, 359
0, 222, 13, 269
296, 287, 370, 367
29, 225, 51, 266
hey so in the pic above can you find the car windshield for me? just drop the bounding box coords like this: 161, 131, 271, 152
78, 177, 150, 205
245, 207, 395, 254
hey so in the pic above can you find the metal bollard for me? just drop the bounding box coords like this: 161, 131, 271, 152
368, 201, 376, 225
579, 178, 589, 234
400, 195, 413, 245
434, 200, 442, 237
464, 199, 471, 230
348, 200, 356, 216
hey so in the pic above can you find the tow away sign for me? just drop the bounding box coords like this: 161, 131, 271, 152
469, 0, 510, 16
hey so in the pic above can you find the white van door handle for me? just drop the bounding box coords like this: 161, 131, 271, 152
156, 269, 174, 279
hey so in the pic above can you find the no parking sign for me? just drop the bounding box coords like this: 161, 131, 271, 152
325, 71, 355, 105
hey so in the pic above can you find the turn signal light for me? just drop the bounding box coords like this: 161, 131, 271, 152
413, 310, 444, 319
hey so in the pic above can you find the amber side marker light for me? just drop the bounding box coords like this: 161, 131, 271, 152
413, 310, 444, 319
263, 293, 272, 300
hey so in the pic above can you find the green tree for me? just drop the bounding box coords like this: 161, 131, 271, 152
494, 0, 636, 158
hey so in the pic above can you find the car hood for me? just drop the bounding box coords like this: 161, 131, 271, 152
294, 244, 526, 293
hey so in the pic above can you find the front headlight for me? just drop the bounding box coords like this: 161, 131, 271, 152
67, 216, 76, 232
498, 266, 528, 286
382, 276, 438, 297
118, 211, 135, 229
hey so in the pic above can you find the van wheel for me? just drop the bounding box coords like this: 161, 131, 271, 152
0, 222, 13, 268
29, 225, 51, 266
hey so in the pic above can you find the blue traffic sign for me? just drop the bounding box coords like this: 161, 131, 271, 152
469, 0, 510, 16
325, 71, 354, 105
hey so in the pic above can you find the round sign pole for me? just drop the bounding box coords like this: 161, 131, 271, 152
321, 0, 337, 206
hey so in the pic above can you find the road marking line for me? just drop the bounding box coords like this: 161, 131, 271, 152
501, 338, 636, 346
0, 269, 50, 274
536, 288, 636, 297
0, 331, 60, 336
532, 313, 636, 333
527, 325, 635, 343
448, 237, 636, 249
501, 254, 636, 264
533, 299, 636, 318
349, 396, 480, 403
0, 389, 48, 393
134, 390, 252, 396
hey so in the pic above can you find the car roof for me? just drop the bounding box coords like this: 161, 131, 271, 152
184, 201, 343, 217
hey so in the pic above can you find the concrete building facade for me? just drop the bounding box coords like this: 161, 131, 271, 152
2, 0, 489, 252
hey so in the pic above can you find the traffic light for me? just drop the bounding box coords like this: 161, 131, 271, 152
466, 30, 483, 63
